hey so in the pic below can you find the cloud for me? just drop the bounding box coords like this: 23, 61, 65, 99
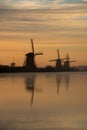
82, 0, 87, 2
0, 0, 87, 44
0, 0, 39, 9
0, 8, 87, 41
0, 0, 87, 9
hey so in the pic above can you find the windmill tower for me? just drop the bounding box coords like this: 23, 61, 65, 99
49, 49, 63, 71
23, 39, 43, 71
63, 53, 76, 70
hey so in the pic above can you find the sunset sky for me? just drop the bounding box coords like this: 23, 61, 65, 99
0, 0, 87, 67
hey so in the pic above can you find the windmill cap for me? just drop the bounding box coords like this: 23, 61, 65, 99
25, 52, 34, 56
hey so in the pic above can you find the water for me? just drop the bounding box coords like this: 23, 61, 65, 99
0, 72, 87, 130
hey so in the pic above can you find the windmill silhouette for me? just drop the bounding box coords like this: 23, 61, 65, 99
23, 39, 43, 71
63, 53, 76, 71
49, 49, 64, 71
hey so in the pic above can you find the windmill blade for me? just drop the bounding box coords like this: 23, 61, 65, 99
66, 53, 70, 60
57, 49, 60, 59
31, 39, 34, 53
49, 59, 57, 62
69, 61, 76, 62
35, 53, 43, 56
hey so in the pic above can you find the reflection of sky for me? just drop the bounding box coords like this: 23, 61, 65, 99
0, 73, 87, 129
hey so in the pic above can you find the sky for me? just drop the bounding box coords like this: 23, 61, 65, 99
0, 0, 87, 67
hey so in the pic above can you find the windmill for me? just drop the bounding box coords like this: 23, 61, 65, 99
63, 53, 76, 70
23, 39, 43, 71
49, 49, 64, 71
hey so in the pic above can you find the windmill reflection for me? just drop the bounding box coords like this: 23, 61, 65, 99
64, 73, 70, 92
56, 74, 62, 94
24, 73, 70, 106
25, 74, 42, 106
56, 73, 70, 94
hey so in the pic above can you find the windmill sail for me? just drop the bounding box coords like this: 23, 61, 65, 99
57, 49, 60, 59
31, 39, 34, 53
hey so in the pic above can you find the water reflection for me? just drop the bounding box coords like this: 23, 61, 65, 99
24, 73, 70, 106
56, 73, 62, 94
0, 72, 87, 129
25, 74, 35, 106
25, 74, 43, 106
64, 73, 70, 92
56, 73, 70, 94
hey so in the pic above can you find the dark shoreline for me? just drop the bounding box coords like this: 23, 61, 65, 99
0, 65, 80, 73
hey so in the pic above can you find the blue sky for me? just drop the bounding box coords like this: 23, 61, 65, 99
0, 0, 87, 9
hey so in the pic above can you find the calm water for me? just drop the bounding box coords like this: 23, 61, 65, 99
0, 72, 87, 130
